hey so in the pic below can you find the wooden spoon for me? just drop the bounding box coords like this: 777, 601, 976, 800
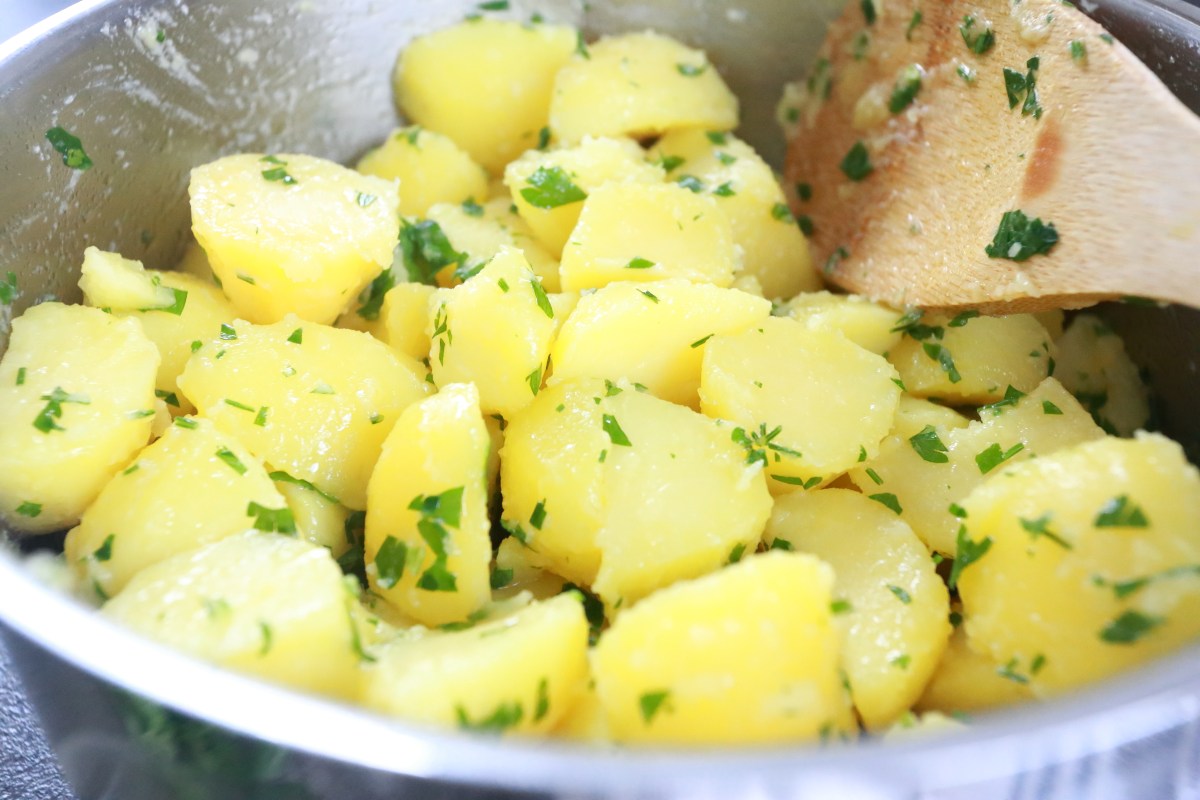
781, 0, 1200, 313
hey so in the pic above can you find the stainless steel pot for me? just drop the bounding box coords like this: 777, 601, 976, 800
3, 1, 1200, 798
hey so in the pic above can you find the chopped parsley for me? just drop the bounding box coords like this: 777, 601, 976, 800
655, 154, 685, 173
456, 701, 523, 733
1069, 39, 1087, 62
796, 182, 813, 201
258, 621, 273, 655
979, 385, 1026, 416
173, 416, 198, 430
530, 499, 548, 530
770, 538, 795, 552
246, 501, 297, 534
575, 30, 590, 59
537, 126, 551, 150
728, 543, 747, 564
891, 653, 911, 670
45, 126, 93, 170
959, 15, 995, 54
676, 62, 708, 77
690, 333, 714, 348
830, 598, 853, 614
957, 63, 977, 84
224, 398, 254, 412
219, 323, 237, 340
909, 425, 949, 463
0, 272, 17, 306
975, 442, 1024, 474
948, 310, 979, 327
861, 0, 877, 24
922, 343, 962, 383
1019, 512, 1072, 549
712, 181, 736, 197
142, 287, 188, 315
33, 387, 90, 433
268, 470, 339, 505
602, 414, 632, 447
889, 65, 922, 113
948, 524, 992, 590
155, 389, 181, 408
639, 690, 672, 724
638, 289, 660, 304
93, 533, 115, 562
286, 327, 303, 344
626, 257, 655, 270
215, 447, 248, 475
906, 9, 923, 39
490, 566, 514, 590
676, 175, 705, 193
870, 493, 903, 515
887, 584, 912, 604
374, 535, 411, 589
1094, 495, 1149, 528
432, 303, 452, 365
997, 657, 1029, 684
985, 210, 1059, 260
1099, 610, 1162, 644
1042, 400, 1063, 415
260, 155, 298, 185
731, 423, 802, 467
409, 486, 465, 592
395, 217, 467, 288
15, 501, 41, 518
1092, 565, 1200, 599
771, 202, 795, 224
840, 141, 873, 181
254, 406, 270, 427
520, 166, 587, 209
1002, 57, 1044, 119
356, 192, 377, 208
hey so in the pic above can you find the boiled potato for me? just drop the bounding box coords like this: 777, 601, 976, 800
492, 537, 568, 602
365, 383, 491, 627
553, 677, 610, 743
65, 416, 286, 598
394, 19, 577, 173
427, 246, 558, 418
426, 198, 561, 291
647, 129, 819, 300
700, 317, 901, 491
548, 279, 771, 407
504, 136, 664, 258
592, 552, 852, 744
1054, 313, 1150, 436
177, 315, 428, 509
549, 31, 739, 144
190, 153, 400, 325
274, 473, 352, 558
337, 282, 436, 364
914, 614, 1035, 715
361, 593, 589, 734
559, 182, 739, 292
888, 311, 1055, 404
79, 248, 238, 414
356, 126, 489, 216
500, 378, 772, 608
0, 303, 158, 533
958, 433, 1200, 694
781, 290, 904, 355
766, 489, 951, 731
849, 378, 1102, 555
103, 532, 363, 700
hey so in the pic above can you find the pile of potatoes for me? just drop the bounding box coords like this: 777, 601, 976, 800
2, 13, 1199, 745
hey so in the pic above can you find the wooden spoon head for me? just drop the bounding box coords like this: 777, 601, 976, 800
782, 0, 1200, 313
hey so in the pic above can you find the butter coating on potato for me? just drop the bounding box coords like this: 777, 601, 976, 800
0, 302, 158, 533
190, 153, 400, 325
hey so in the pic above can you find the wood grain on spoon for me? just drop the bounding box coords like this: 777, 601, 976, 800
782, 0, 1200, 313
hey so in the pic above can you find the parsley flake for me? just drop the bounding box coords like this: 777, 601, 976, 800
45, 126, 93, 170
639, 690, 672, 724
676, 62, 708, 77
948, 525, 992, 590
215, 447, 248, 475
33, 387, 89, 433
15, 501, 41, 518
1094, 495, 1149, 528
840, 141, 873, 181
246, 501, 296, 533
93, 533, 115, 562
887, 584, 912, 604
1099, 610, 1161, 644
986, 210, 1059, 260
909, 425, 949, 463
870, 493, 903, 514
626, 257, 655, 270
602, 414, 632, 447
959, 15, 995, 54
975, 442, 1024, 474
889, 65, 922, 114
1019, 512, 1073, 549
520, 166, 587, 209
922, 343, 962, 383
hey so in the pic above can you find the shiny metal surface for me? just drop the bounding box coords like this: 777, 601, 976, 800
2, 0, 1200, 798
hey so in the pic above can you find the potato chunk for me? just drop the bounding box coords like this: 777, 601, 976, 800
361, 594, 589, 734
79, 248, 238, 414
957, 433, 1200, 694
1054, 313, 1150, 436
427, 247, 558, 418
504, 136, 664, 258
177, 316, 428, 509
548, 279, 770, 407
426, 198, 561, 291
365, 384, 491, 627
65, 416, 287, 598
337, 282, 436, 364
394, 19, 577, 173
914, 616, 1035, 715
592, 552, 852, 744
648, 129, 819, 300
549, 31, 739, 144
781, 291, 903, 355
700, 317, 901, 491
500, 378, 771, 608
766, 489, 951, 730
190, 153, 400, 325
559, 183, 739, 292
104, 532, 362, 700
888, 312, 1055, 404
0, 303, 158, 533
849, 378, 1103, 555
356, 126, 489, 216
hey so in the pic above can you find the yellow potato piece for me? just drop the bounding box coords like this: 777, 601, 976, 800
548, 279, 771, 407
274, 475, 351, 558
190, 153, 400, 324
767, 489, 951, 731
1054, 313, 1150, 437
0, 303, 158, 533
362, 593, 588, 734
648, 129, 819, 300
177, 315, 428, 510
699, 317, 901, 491
559, 182, 739, 292
394, 19, 577, 173
364, 383, 491, 627
915, 614, 1035, 715
549, 31, 739, 144
337, 282, 436, 364
849, 378, 1103, 555
79, 248, 238, 415
888, 312, 1055, 404
65, 416, 286, 598
504, 136, 664, 258
958, 433, 1200, 694
493, 537, 568, 602
426, 198, 562, 291
104, 532, 362, 700
427, 246, 558, 418
781, 290, 903, 355
357, 126, 489, 217
592, 552, 853, 744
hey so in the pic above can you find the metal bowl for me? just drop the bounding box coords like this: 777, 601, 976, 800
3, 0, 1200, 797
